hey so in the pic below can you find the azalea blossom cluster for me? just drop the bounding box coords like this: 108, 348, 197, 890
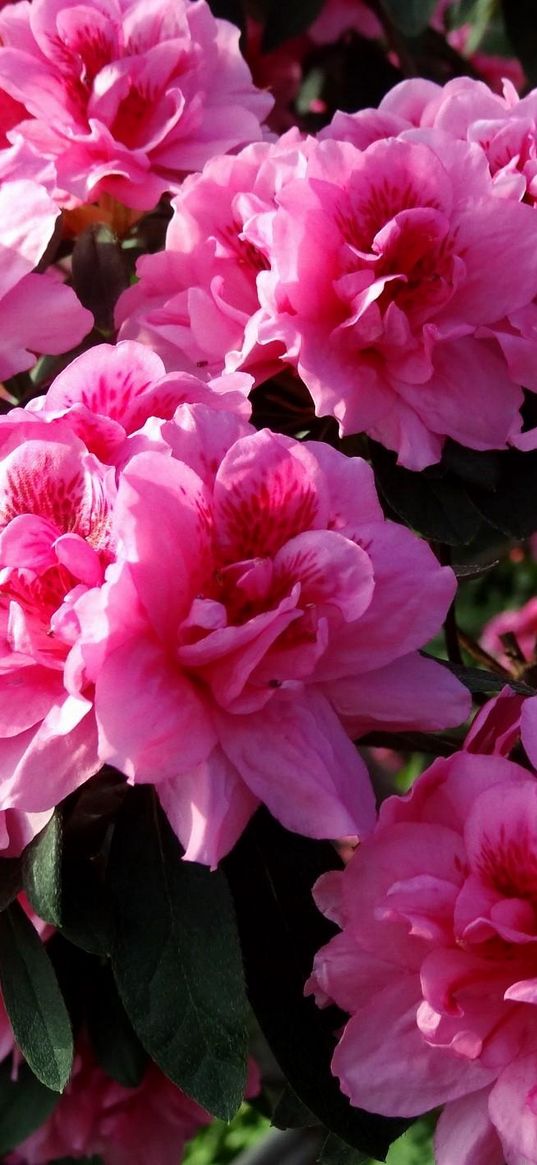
2, 0, 537, 1162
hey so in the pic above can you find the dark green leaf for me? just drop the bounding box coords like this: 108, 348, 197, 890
318, 1134, 368, 1165
441, 443, 501, 491
59, 855, 115, 957
224, 811, 408, 1161
23, 812, 62, 927
0, 857, 22, 911
272, 1086, 317, 1130
370, 443, 482, 545
379, 0, 438, 36
262, 0, 324, 50
108, 788, 248, 1120
88, 965, 147, 1088
71, 225, 130, 333
0, 902, 73, 1092
442, 661, 536, 697
501, 0, 537, 85
0, 1059, 58, 1155
468, 448, 537, 539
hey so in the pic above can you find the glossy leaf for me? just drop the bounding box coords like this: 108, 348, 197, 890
379, 0, 439, 37
0, 902, 73, 1092
262, 0, 324, 50
23, 812, 62, 927
108, 788, 248, 1120
0, 1060, 58, 1155
370, 443, 482, 545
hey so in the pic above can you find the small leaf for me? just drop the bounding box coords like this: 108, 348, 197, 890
71, 225, 130, 333
0, 902, 73, 1092
262, 0, 324, 50
0, 857, 22, 911
23, 812, 62, 927
318, 1134, 368, 1165
379, 0, 438, 36
442, 661, 535, 697
370, 443, 482, 545
0, 1059, 58, 1155
108, 788, 248, 1120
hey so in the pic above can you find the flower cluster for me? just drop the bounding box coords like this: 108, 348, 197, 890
2, 1, 537, 1162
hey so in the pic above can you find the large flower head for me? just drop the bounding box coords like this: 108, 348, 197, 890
259, 132, 537, 468
308, 750, 537, 1165
0, 0, 273, 210
0, 343, 250, 819
72, 409, 468, 866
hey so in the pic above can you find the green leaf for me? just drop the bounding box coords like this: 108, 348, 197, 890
369, 443, 482, 545
0, 1059, 58, 1155
88, 965, 147, 1088
318, 1134, 368, 1164
23, 812, 62, 927
108, 788, 248, 1120
0, 857, 22, 911
0, 902, 73, 1092
272, 1086, 317, 1130
224, 811, 408, 1161
501, 0, 537, 85
379, 0, 438, 36
262, 0, 324, 50
442, 661, 535, 697
468, 448, 537, 539
71, 225, 131, 333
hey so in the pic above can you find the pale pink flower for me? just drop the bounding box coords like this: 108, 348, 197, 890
0, 0, 273, 211
71, 414, 468, 865
0, 179, 92, 382
308, 750, 537, 1165
7, 1042, 211, 1165
116, 131, 309, 379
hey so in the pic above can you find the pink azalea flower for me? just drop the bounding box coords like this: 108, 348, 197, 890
260, 132, 537, 468
116, 130, 310, 379
482, 597, 537, 667
70, 414, 468, 865
0, 0, 273, 211
307, 750, 537, 1165
6, 1041, 211, 1165
0, 344, 252, 818
464, 687, 524, 758
0, 179, 92, 382
27, 339, 252, 463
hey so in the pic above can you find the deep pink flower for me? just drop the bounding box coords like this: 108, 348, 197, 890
7, 1043, 211, 1165
71, 414, 468, 865
0, 179, 92, 382
308, 750, 537, 1165
0, 0, 273, 211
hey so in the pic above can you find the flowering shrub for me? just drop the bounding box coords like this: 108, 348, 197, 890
3, 3, 537, 1165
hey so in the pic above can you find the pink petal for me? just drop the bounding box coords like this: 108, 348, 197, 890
157, 746, 258, 867
327, 651, 470, 736
435, 1089, 504, 1165
217, 687, 376, 841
